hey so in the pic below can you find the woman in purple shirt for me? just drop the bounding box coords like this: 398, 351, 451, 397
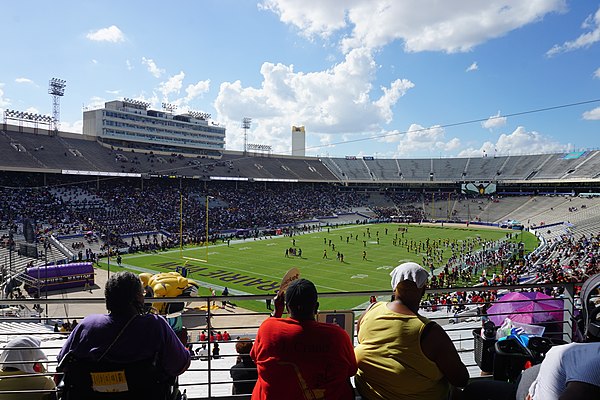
57, 271, 190, 397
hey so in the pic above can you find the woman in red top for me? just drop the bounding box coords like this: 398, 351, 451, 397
251, 279, 357, 400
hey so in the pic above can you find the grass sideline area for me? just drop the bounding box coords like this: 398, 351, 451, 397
97, 223, 537, 311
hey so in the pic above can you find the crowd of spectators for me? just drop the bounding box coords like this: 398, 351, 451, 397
0, 180, 367, 247
528, 233, 600, 284
3, 173, 600, 397
1, 177, 600, 291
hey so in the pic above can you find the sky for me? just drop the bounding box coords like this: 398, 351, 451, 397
1, 0, 599, 159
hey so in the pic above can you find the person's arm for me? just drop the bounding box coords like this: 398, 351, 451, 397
420, 322, 469, 388
356, 302, 377, 339
160, 317, 191, 376
559, 381, 600, 400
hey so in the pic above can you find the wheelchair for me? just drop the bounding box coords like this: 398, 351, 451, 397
56, 351, 180, 400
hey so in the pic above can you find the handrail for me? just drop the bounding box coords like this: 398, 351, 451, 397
48, 234, 74, 261
0, 282, 577, 399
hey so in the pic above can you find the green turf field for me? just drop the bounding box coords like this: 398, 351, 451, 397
98, 223, 537, 311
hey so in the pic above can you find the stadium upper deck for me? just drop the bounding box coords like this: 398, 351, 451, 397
2, 124, 600, 190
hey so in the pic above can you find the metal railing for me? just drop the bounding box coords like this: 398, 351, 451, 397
0, 282, 577, 399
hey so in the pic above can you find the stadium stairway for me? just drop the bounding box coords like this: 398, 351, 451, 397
0, 246, 45, 275
0, 321, 59, 343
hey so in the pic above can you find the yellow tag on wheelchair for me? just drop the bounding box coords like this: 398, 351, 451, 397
91, 370, 129, 392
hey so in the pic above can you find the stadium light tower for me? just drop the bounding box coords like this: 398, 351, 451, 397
242, 117, 252, 154
162, 102, 177, 114
48, 78, 67, 134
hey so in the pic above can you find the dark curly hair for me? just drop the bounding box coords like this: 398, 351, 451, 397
105, 271, 143, 314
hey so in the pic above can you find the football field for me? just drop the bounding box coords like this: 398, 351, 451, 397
99, 223, 536, 311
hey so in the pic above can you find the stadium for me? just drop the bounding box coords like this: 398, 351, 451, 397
1, 100, 600, 399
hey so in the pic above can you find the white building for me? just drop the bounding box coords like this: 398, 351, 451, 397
83, 100, 226, 158
291, 125, 305, 157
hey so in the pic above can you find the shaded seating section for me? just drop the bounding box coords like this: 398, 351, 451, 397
275, 158, 339, 181
560, 150, 600, 179
60, 137, 130, 172
530, 152, 588, 180
432, 158, 469, 181
321, 158, 372, 181
1, 131, 100, 171
462, 157, 506, 181
0, 129, 49, 169
396, 159, 432, 180
219, 155, 335, 181
364, 159, 400, 181
497, 154, 546, 180
3, 126, 600, 183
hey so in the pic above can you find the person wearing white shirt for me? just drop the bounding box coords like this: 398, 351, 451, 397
526, 342, 600, 400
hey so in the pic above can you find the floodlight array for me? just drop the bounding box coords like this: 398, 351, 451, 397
4, 109, 53, 123
242, 117, 252, 129
123, 98, 150, 110
188, 111, 211, 120
247, 143, 272, 152
48, 78, 67, 96
161, 102, 178, 113
242, 117, 252, 153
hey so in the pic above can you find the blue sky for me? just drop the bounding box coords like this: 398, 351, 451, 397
1, 0, 599, 158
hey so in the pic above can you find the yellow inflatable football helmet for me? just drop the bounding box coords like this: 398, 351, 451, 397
139, 271, 199, 314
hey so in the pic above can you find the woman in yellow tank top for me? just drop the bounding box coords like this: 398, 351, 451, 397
354, 262, 469, 400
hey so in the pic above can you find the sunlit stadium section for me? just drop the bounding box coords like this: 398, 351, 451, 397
0, 282, 577, 400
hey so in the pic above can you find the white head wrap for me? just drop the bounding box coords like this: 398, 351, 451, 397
390, 262, 429, 290
0, 336, 47, 373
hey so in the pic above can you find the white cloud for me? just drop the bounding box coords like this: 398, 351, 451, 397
86, 25, 125, 43
259, 0, 348, 40
466, 62, 478, 72
319, 133, 335, 148
126, 60, 134, 71
92, 59, 98, 64
184, 80, 210, 102
583, 107, 600, 120
481, 111, 507, 130
459, 126, 569, 156
547, 6, 600, 56
583, 12, 596, 29
159, 72, 185, 100
214, 47, 413, 153
381, 124, 461, 156
374, 79, 415, 123
25, 107, 39, 114
15, 77, 34, 84
60, 120, 84, 134
83, 96, 108, 111
106, 89, 121, 95
261, 0, 566, 53
594, 67, 600, 79
142, 57, 165, 78
0, 83, 10, 109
